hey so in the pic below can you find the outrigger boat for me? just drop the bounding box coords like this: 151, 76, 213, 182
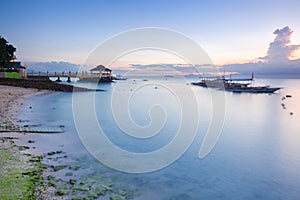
191, 73, 281, 93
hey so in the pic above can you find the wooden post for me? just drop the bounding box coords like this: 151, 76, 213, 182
54, 72, 57, 77
38, 71, 41, 76
62, 71, 65, 77
56, 76, 61, 82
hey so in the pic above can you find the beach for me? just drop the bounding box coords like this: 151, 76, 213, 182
0, 85, 48, 126
0, 85, 48, 199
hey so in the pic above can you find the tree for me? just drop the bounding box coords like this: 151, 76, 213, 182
0, 36, 16, 67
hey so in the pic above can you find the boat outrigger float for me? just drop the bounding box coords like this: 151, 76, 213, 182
191, 73, 281, 93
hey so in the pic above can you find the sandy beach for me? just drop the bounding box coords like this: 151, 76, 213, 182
0, 85, 49, 199
0, 85, 50, 125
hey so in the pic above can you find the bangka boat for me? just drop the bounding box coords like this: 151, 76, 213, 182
191, 74, 281, 93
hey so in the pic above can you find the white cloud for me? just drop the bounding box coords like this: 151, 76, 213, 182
223, 26, 300, 77
259, 26, 300, 63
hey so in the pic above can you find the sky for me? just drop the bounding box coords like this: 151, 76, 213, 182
1, 0, 300, 75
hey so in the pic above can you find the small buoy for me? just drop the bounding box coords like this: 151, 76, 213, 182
286, 95, 292, 98
154, 86, 158, 89
29, 106, 32, 109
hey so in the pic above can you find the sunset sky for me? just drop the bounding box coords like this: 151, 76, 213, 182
1, 0, 300, 71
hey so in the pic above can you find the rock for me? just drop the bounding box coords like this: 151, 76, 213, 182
110, 193, 126, 200
0, 77, 104, 92
47, 151, 55, 156
65, 172, 73, 176
69, 179, 76, 185
53, 165, 66, 172
55, 188, 69, 196
73, 186, 89, 191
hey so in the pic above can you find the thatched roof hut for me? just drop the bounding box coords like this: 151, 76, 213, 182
90, 65, 112, 73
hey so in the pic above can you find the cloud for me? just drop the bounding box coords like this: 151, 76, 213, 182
223, 26, 300, 78
25, 61, 80, 72
259, 26, 300, 63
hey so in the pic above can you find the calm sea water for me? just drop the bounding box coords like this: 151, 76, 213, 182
19, 78, 300, 199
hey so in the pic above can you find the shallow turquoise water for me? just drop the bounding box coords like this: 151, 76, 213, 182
20, 78, 300, 199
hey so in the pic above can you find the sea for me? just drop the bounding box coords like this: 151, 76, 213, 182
18, 77, 300, 199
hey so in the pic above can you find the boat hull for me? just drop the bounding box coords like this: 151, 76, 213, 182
191, 81, 281, 93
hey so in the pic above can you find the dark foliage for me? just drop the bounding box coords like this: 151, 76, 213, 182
0, 36, 16, 67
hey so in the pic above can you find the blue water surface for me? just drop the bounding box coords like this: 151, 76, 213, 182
19, 78, 300, 199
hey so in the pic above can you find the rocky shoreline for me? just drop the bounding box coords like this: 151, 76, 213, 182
0, 85, 48, 199
0, 78, 104, 92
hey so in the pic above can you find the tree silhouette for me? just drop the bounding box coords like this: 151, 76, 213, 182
0, 36, 16, 67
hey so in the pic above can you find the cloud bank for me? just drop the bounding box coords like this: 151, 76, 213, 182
259, 26, 300, 63
223, 26, 300, 77
26, 61, 80, 73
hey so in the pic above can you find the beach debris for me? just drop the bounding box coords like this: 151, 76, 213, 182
29, 106, 32, 109
281, 103, 286, 109
154, 86, 158, 89
281, 97, 286, 100
290, 112, 294, 115
27, 140, 35, 143
285, 94, 292, 98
